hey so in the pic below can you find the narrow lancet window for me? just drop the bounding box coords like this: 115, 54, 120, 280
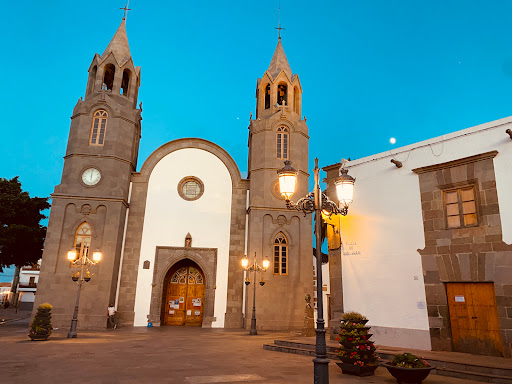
264, 84, 271, 109
274, 233, 288, 275
121, 69, 131, 96
90, 110, 108, 145
72, 222, 92, 261
276, 126, 289, 159
294, 86, 299, 114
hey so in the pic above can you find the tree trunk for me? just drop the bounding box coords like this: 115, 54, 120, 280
10, 266, 20, 306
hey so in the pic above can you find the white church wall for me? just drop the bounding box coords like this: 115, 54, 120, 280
133, 148, 233, 328
340, 116, 512, 350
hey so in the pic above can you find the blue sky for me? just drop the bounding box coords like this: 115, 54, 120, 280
2, 1, 512, 279
3, 0, 512, 198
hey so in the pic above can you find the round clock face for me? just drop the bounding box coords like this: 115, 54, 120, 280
81, 167, 101, 186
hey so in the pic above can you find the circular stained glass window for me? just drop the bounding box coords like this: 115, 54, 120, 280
178, 177, 204, 201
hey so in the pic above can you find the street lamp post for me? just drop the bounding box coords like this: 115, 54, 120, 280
67, 246, 102, 338
242, 253, 270, 335
278, 158, 355, 384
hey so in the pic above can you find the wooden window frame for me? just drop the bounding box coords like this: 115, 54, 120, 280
89, 109, 108, 146
273, 233, 288, 275
276, 126, 289, 160
442, 184, 479, 229
72, 222, 92, 262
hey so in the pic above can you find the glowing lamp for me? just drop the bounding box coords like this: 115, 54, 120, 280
67, 250, 78, 261
262, 258, 270, 270
277, 160, 298, 200
334, 168, 355, 207
92, 251, 102, 262
241, 256, 249, 269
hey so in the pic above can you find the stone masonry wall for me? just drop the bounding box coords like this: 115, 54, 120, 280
413, 151, 512, 357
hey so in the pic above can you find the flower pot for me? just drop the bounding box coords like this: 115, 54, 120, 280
340, 356, 377, 365
29, 334, 49, 341
382, 363, 435, 384
336, 362, 378, 377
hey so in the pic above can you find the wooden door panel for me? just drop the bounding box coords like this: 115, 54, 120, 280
184, 268, 205, 326
164, 264, 205, 327
446, 282, 503, 356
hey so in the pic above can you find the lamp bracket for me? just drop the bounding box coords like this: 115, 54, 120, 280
286, 192, 349, 216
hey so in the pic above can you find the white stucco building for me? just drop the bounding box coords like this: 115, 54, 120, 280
325, 116, 512, 357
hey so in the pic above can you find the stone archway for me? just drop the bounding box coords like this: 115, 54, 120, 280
148, 246, 217, 327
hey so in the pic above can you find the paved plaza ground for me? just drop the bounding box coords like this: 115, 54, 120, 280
0, 313, 482, 384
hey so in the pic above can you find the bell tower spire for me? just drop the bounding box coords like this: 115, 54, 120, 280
244, 25, 312, 331
34, 16, 143, 329
84, 16, 140, 108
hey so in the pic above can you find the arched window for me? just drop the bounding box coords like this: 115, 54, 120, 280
103, 64, 116, 91
90, 110, 108, 145
72, 222, 92, 261
277, 83, 287, 106
274, 233, 288, 275
264, 84, 271, 109
276, 126, 289, 159
121, 69, 131, 96
87, 65, 97, 95
294, 86, 299, 114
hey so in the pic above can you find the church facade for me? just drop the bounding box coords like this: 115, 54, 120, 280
34, 19, 314, 331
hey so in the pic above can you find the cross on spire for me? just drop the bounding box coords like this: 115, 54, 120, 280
275, 2, 285, 39
120, 1, 131, 20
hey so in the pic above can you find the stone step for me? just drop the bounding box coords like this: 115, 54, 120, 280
262, 343, 339, 360
436, 368, 512, 384
265, 340, 512, 384
274, 339, 339, 353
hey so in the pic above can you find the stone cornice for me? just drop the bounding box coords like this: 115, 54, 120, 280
412, 151, 498, 174
155, 246, 218, 252
50, 194, 129, 208
64, 153, 135, 170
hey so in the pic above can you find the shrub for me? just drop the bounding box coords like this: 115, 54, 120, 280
391, 353, 430, 368
28, 303, 53, 339
341, 311, 367, 321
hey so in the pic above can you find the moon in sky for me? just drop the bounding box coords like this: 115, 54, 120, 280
389, 137, 396, 144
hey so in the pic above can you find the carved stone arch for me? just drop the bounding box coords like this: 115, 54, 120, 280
155, 251, 213, 290
88, 103, 113, 118
138, 138, 243, 190
148, 246, 218, 327
272, 119, 295, 133
269, 227, 294, 247
70, 218, 95, 237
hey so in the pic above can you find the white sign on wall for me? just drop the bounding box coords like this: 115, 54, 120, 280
342, 242, 361, 256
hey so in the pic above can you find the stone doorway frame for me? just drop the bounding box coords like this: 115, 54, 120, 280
148, 246, 217, 327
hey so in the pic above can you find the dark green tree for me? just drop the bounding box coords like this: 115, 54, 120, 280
0, 177, 50, 272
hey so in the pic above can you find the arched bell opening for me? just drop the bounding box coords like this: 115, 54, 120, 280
102, 64, 116, 91
160, 258, 205, 326
277, 82, 288, 106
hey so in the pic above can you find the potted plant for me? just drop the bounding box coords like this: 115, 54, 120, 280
335, 312, 379, 376
382, 352, 434, 384
28, 303, 53, 341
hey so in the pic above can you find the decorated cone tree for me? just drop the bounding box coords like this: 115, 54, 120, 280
336, 311, 379, 376
28, 303, 53, 341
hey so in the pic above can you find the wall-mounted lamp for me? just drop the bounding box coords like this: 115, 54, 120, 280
391, 159, 403, 168
506, 129, 512, 139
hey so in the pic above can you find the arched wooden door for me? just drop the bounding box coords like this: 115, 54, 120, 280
164, 261, 205, 326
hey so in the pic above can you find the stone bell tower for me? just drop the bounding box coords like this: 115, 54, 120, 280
246, 35, 313, 330
34, 18, 142, 329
